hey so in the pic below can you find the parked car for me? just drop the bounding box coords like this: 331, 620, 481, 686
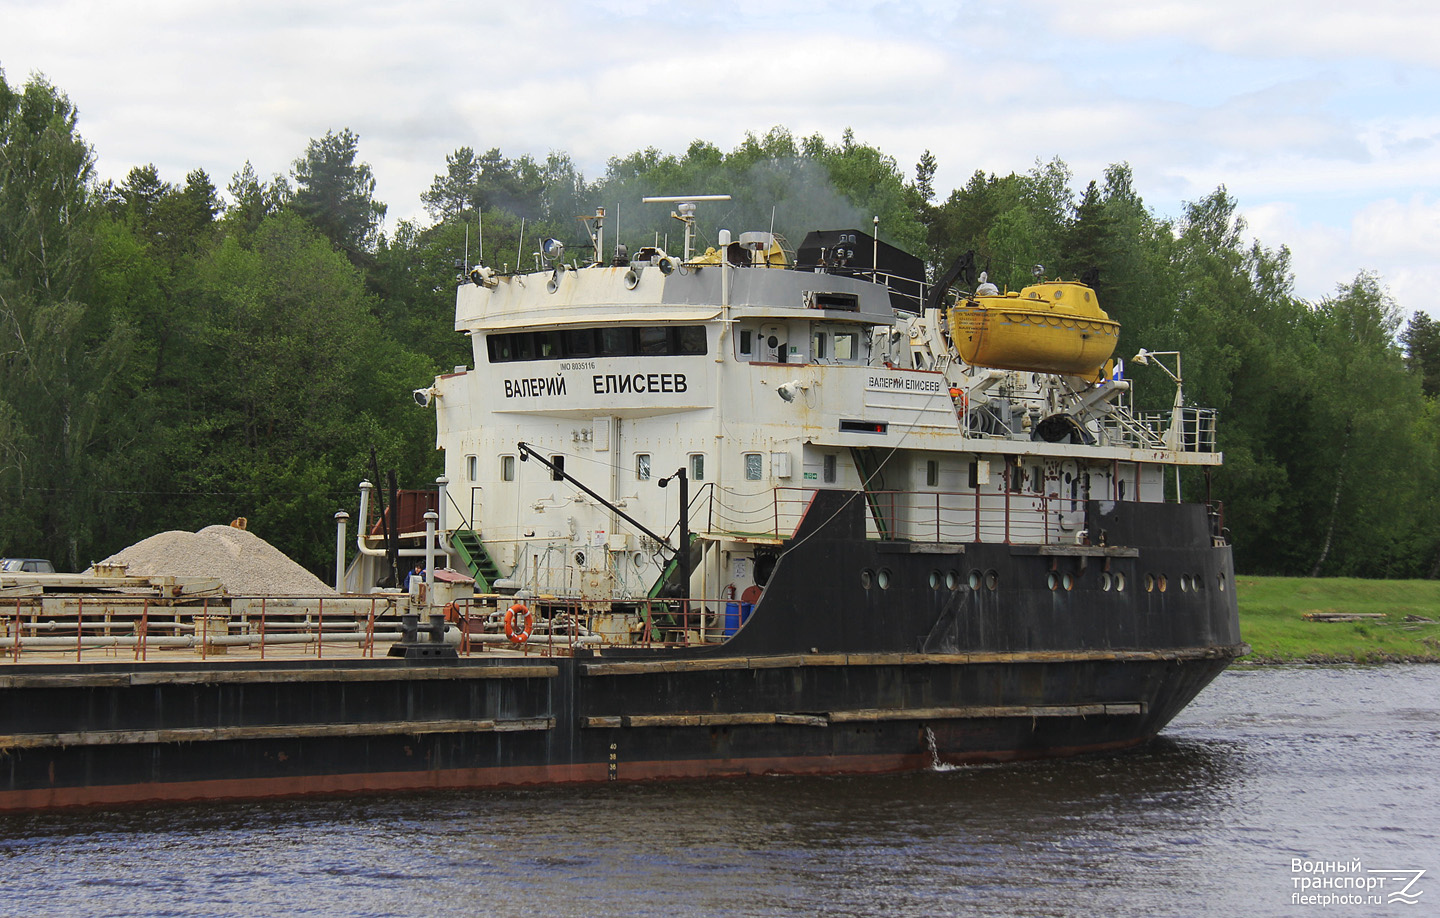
0, 558, 55, 573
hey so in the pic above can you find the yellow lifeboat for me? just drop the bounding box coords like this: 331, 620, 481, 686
947, 279, 1119, 379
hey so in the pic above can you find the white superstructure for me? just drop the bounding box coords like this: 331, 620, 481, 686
425, 205, 1221, 637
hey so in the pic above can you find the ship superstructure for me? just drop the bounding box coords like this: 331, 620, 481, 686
422, 202, 1224, 652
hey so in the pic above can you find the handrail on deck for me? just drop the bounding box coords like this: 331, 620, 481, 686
1, 589, 766, 663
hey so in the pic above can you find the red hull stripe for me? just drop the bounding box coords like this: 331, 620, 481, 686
0, 736, 1144, 812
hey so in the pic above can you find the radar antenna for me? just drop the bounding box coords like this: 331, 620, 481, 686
642, 194, 732, 262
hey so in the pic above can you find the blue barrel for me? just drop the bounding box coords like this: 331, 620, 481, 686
724, 602, 755, 636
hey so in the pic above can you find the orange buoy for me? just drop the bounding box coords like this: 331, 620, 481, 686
504, 603, 534, 643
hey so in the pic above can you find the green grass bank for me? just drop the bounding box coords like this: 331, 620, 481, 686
1236, 576, 1440, 663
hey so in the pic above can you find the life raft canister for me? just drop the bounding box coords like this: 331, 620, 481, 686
504, 603, 534, 643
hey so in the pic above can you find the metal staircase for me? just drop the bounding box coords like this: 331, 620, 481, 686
450, 529, 502, 592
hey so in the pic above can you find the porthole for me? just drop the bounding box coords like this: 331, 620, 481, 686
1101, 572, 1113, 592
929, 570, 942, 590
1114, 572, 1127, 591
1062, 573, 1074, 591
1218, 573, 1227, 592
946, 570, 961, 591
1145, 573, 1155, 593
860, 569, 874, 590
632, 551, 646, 569
574, 550, 587, 567
968, 570, 982, 591
877, 568, 892, 590
1157, 574, 1168, 593
1179, 575, 1190, 593
1047, 572, 1060, 591
985, 570, 999, 591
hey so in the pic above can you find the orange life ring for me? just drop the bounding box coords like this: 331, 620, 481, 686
504, 603, 534, 643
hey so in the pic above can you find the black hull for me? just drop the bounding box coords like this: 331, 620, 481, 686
0, 494, 1244, 811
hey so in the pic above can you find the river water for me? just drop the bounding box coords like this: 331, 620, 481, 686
2, 665, 1436, 917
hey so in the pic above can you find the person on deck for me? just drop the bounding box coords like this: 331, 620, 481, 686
403, 560, 424, 593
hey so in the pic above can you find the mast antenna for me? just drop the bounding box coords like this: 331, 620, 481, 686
643, 194, 732, 262
872, 215, 880, 284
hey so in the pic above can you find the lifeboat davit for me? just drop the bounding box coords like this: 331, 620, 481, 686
947, 279, 1119, 379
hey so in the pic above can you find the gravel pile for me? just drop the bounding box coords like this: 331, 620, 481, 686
94, 524, 333, 596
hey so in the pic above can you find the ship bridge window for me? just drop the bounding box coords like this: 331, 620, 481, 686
564, 328, 596, 356
501, 455, 516, 482
638, 326, 669, 355
535, 331, 562, 358
636, 453, 651, 481
811, 331, 827, 360
487, 325, 708, 362
689, 453, 705, 481
466, 455, 478, 482
834, 331, 859, 361
599, 328, 633, 357
676, 326, 706, 354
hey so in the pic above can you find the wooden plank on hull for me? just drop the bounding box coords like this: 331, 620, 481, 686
578, 644, 1247, 677
585, 702, 1147, 729
0, 664, 558, 689
0, 717, 557, 749
827, 702, 1144, 723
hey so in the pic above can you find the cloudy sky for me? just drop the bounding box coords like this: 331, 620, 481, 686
4, 0, 1437, 314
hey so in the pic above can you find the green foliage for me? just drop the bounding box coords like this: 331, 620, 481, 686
224, 161, 289, 238
0, 71, 95, 300
4, 63, 1440, 580
0, 69, 137, 570
1401, 311, 1440, 398
289, 128, 386, 262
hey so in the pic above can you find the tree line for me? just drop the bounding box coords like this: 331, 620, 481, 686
3, 69, 1438, 578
